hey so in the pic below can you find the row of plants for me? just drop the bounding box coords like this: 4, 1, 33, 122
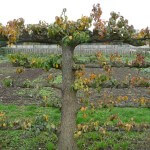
1, 105, 150, 150
101, 76, 150, 88
73, 63, 150, 108
1, 108, 149, 133
8, 53, 62, 70
1, 74, 149, 109
96, 52, 150, 68
8, 52, 150, 69
1, 100, 150, 150
73, 70, 150, 92
76, 52, 150, 68
1, 103, 150, 132
96, 96, 150, 108
1, 70, 149, 89
0, 111, 57, 132
0, 112, 58, 149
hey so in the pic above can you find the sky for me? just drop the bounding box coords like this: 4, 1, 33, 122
0, 0, 150, 30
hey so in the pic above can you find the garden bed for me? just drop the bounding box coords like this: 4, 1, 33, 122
0, 54, 150, 150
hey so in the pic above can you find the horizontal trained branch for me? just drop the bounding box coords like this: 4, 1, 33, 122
15, 83, 62, 91
81, 63, 150, 69
43, 83, 62, 91
104, 125, 150, 132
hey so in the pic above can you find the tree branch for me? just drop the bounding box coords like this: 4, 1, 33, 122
89, 37, 150, 46
75, 63, 150, 69
84, 64, 103, 68
1, 35, 150, 48
42, 83, 62, 91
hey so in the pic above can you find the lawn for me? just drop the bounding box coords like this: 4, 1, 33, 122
0, 104, 150, 150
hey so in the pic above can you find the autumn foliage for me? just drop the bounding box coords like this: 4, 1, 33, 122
0, 3, 149, 47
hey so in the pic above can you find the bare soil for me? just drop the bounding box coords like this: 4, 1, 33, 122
0, 62, 149, 106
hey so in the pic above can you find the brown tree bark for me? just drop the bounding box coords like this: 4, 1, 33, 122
58, 45, 78, 150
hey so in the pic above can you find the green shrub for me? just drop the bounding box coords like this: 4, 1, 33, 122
2, 77, 13, 87
43, 54, 62, 71
8, 53, 30, 67
22, 79, 32, 88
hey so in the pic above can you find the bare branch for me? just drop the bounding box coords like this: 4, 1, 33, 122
42, 83, 62, 91
76, 63, 150, 69
84, 64, 103, 68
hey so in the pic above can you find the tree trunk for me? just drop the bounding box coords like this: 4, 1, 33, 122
58, 45, 78, 150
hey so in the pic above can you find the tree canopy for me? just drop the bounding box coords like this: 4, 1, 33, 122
0, 3, 149, 48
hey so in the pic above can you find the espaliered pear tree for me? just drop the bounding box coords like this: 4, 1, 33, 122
48, 9, 93, 149
0, 3, 150, 150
